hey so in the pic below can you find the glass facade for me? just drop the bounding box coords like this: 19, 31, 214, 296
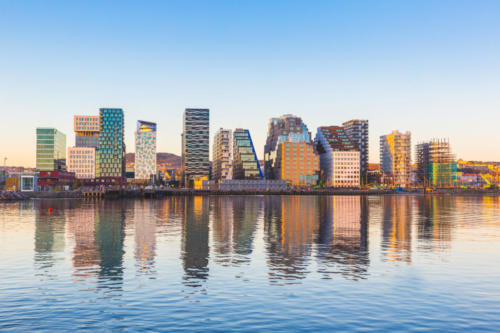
135, 120, 157, 180
36, 128, 66, 171
96, 108, 125, 178
182, 108, 210, 187
232, 129, 263, 179
380, 130, 412, 187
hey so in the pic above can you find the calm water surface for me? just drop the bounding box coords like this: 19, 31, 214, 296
1, 195, 500, 331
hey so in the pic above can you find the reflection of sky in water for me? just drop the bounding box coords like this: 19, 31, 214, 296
0, 195, 500, 331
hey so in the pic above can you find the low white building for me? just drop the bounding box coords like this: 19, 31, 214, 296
315, 126, 361, 187
67, 147, 95, 179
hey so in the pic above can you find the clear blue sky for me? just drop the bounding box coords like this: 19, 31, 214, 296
1, 0, 499, 166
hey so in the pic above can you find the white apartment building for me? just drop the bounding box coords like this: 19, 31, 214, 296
67, 147, 95, 179
315, 126, 361, 187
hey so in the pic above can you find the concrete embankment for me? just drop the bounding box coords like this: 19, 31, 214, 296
25, 191, 82, 199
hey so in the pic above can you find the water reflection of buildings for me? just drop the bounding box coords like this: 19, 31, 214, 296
67, 203, 100, 278
416, 196, 454, 252
134, 200, 156, 274
382, 196, 412, 264
211, 197, 261, 265
182, 196, 210, 287
316, 196, 369, 280
34, 200, 73, 274
265, 196, 319, 283
94, 201, 126, 292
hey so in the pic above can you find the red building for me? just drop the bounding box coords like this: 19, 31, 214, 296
38, 170, 75, 189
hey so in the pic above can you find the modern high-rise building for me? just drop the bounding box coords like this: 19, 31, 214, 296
182, 108, 210, 188
67, 147, 95, 179
135, 120, 157, 181
36, 128, 66, 171
380, 130, 412, 187
212, 128, 233, 181
232, 129, 263, 179
96, 108, 125, 178
67, 115, 101, 179
264, 115, 319, 186
343, 120, 369, 185
416, 138, 457, 187
315, 126, 360, 187
74, 115, 100, 148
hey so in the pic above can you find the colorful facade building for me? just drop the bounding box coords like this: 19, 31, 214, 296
135, 120, 157, 181
380, 130, 412, 187
232, 129, 263, 179
67, 147, 96, 179
182, 108, 210, 188
416, 138, 457, 187
212, 128, 233, 180
342, 119, 369, 185
36, 128, 66, 171
67, 115, 101, 179
264, 115, 319, 186
74, 115, 100, 148
315, 126, 361, 187
96, 108, 125, 178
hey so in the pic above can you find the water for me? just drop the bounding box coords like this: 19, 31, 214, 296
1, 195, 499, 331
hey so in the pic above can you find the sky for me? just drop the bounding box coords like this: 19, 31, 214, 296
1, 0, 499, 167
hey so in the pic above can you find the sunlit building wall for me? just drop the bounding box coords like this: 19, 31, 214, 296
36, 128, 66, 171
315, 126, 360, 187
182, 108, 210, 188
275, 142, 319, 186
212, 128, 233, 180
232, 129, 263, 179
67, 147, 96, 179
96, 108, 125, 178
264, 115, 318, 186
74, 115, 100, 148
135, 120, 157, 180
380, 130, 412, 187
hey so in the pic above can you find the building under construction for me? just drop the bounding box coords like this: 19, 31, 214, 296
416, 138, 457, 187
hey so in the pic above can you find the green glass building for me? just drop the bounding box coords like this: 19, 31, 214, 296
36, 128, 67, 171
96, 108, 125, 178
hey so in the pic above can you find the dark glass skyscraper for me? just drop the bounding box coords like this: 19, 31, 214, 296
182, 108, 210, 188
96, 108, 125, 178
233, 128, 263, 179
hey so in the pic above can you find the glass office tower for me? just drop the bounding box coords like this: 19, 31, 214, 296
232, 128, 263, 179
343, 119, 369, 185
96, 108, 125, 178
36, 128, 66, 171
182, 108, 210, 188
135, 120, 157, 181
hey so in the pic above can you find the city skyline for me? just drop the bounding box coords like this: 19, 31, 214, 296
2, 1, 500, 167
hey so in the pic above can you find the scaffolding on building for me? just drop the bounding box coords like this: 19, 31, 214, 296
416, 138, 457, 187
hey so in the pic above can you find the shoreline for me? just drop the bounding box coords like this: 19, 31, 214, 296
0, 189, 495, 200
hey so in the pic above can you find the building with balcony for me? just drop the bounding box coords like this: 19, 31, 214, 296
212, 128, 233, 180
343, 119, 369, 185
315, 126, 360, 187
182, 108, 210, 188
96, 108, 125, 178
135, 120, 157, 181
380, 130, 412, 187
36, 128, 66, 171
233, 129, 263, 179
